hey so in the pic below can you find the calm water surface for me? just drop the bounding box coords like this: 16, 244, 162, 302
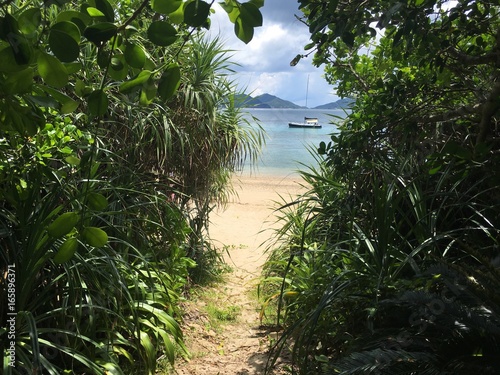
239, 108, 344, 176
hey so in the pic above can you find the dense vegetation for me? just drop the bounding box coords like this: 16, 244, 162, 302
263, 0, 500, 374
0, 0, 263, 373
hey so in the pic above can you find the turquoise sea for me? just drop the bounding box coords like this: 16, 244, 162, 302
239, 108, 344, 177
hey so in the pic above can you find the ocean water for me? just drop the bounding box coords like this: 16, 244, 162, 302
239, 108, 345, 177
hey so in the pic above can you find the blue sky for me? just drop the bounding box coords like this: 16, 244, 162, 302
208, 1, 340, 108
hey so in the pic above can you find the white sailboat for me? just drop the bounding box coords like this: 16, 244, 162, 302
288, 75, 322, 128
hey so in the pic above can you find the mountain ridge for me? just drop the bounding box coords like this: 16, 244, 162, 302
234, 93, 353, 110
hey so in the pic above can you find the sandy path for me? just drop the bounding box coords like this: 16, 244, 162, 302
174, 174, 306, 375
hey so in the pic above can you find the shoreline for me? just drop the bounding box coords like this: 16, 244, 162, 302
229, 171, 308, 203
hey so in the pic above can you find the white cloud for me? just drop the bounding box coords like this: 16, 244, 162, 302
206, 3, 339, 108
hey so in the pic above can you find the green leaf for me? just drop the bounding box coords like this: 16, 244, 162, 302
2, 15, 33, 64
240, 2, 263, 27
184, 0, 211, 27
53, 237, 79, 264
97, 48, 110, 68
428, 165, 441, 175
49, 21, 81, 62
0, 45, 28, 72
87, 192, 108, 211
94, 0, 115, 22
18, 8, 42, 35
64, 61, 82, 74
234, 16, 254, 44
139, 78, 157, 106
147, 21, 177, 46
152, 0, 183, 14
47, 212, 80, 238
83, 22, 118, 46
3, 67, 33, 94
37, 52, 69, 88
56, 10, 91, 33
109, 53, 128, 80
88, 89, 108, 117
81, 227, 108, 247
86, 7, 106, 17
219, 1, 239, 23
168, 2, 185, 23
119, 70, 151, 93
25, 94, 59, 109
75, 78, 92, 97
124, 43, 146, 69
37, 85, 80, 114
158, 63, 181, 100
65, 155, 80, 166
249, 0, 264, 8
341, 31, 355, 47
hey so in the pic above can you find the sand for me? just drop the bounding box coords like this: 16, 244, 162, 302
174, 173, 308, 375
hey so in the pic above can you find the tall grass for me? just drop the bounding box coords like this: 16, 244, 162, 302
0, 114, 191, 374
261, 148, 500, 374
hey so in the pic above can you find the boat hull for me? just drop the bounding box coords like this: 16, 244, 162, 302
289, 116, 321, 128
288, 122, 322, 128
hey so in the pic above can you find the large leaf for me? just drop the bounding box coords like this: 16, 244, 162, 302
0, 44, 28, 72
37, 85, 80, 114
18, 8, 42, 35
75, 78, 92, 97
151, 0, 183, 14
81, 227, 108, 247
88, 89, 108, 117
240, 2, 263, 27
49, 21, 81, 62
249, 0, 264, 8
157, 63, 181, 101
94, 0, 115, 22
219, 1, 239, 23
83, 22, 118, 46
53, 237, 79, 264
1, 14, 33, 64
234, 15, 254, 44
86, 7, 105, 17
37, 52, 69, 88
119, 70, 151, 93
56, 10, 91, 32
184, 0, 210, 27
47, 212, 79, 238
64, 61, 82, 74
3, 67, 33, 94
168, 2, 185, 23
139, 77, 157, 106
124, 43, 146, 69
108, 53, 128, 80
147, 21, 177, 46
87, 192, 108, 211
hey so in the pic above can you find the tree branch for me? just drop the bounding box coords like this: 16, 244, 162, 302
120, 0, 150, 30
426, 104, 482, 123
447, 47, 499, 66
476, 80, 500, 146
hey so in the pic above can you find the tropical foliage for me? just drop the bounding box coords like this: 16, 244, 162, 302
263, 0, 500, 374
0, 0, 263, 373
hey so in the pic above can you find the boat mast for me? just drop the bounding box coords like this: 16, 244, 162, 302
305, 74, 309, 108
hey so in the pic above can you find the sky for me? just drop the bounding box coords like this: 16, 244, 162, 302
207, 1, 340, 108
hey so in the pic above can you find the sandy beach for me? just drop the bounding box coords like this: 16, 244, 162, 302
210, 173, 308, 261
175, 173, 308, 374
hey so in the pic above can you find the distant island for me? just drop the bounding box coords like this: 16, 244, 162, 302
234, 93, 353, 110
